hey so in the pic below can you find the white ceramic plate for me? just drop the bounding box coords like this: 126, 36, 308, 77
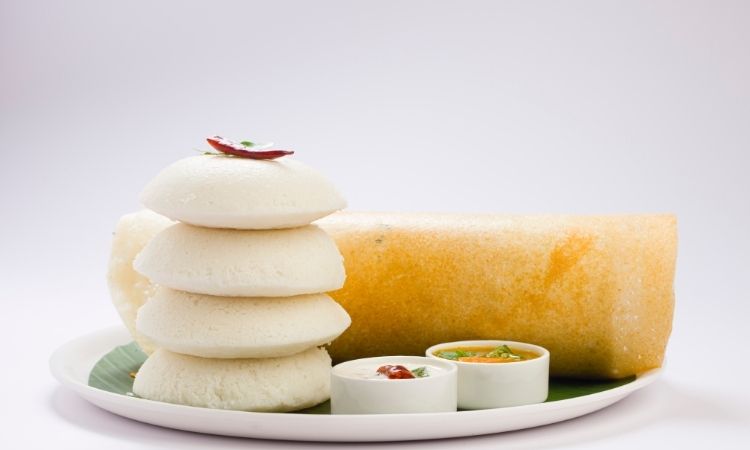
50, 326, 660, 442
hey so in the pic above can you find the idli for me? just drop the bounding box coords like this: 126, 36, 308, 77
136, 288, 351, 358
133, 223, 346, 297
140, 155, 346, 229
107, 210, 173, 354
133, 347, 331, 412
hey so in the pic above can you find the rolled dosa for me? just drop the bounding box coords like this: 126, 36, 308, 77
318, 212, 677, 379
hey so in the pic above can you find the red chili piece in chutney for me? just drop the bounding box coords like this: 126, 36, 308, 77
376, 365, 415, 379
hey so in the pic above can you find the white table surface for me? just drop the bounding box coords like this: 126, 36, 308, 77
2, 0, 749, 448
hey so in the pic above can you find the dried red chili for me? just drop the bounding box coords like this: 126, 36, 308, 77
206, 136, 294, 160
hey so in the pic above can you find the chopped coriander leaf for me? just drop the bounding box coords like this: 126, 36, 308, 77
410, 367, 429, 378
485, 344, 522, 360
436, 349, 473, 360
240, 140, 255, 147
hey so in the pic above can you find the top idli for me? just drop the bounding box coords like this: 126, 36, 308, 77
140, 155, 346, 229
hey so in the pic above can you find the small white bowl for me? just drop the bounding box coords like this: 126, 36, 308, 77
426, 340, 549, 410
331, 356, 457, 414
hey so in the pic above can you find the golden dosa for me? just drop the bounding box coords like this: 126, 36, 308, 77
319, 212, 677, 379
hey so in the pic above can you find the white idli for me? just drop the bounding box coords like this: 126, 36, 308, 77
140, 155, 346, 229
133, 223, 346, 297
107, 210, 173, 354
136, 288, 351, 358
133, 347, 331, 412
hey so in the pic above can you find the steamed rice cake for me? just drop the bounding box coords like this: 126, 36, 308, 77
107, 210, 173, 354
133, 347, 331, 412
133, 223, 345, 297
140, 155, 346, 229
136, 288, 351, 358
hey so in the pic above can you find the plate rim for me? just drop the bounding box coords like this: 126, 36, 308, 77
50, 326, 661, 441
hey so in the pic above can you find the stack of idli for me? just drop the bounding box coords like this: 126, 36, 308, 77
122, 154, 350, 412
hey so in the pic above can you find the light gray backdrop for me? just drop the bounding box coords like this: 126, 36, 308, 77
1, 1, 748, 448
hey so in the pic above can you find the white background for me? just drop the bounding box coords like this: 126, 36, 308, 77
2, 0, 749, 448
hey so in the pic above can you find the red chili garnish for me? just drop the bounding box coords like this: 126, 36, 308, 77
376, 365, 415, 379
206, 136, 294, 160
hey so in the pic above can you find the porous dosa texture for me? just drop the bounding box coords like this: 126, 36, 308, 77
133, 347, 331, 412
107, 210, 173, 354
319, 212, 677, 379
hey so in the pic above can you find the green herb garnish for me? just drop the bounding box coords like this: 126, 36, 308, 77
435, 349, 473, 361
485, 344, 522, 360
410, 367, 429, 378
240, 140, 255, 147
